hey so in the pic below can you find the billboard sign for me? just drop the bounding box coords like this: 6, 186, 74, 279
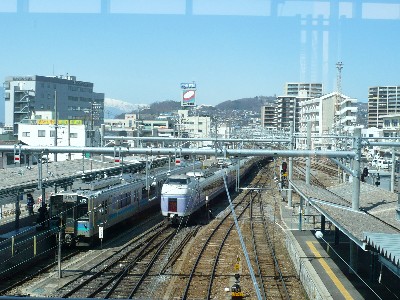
180, 82, 196, 107
182, 89, 196, 107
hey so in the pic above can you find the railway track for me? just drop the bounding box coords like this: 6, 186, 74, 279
54, 221, 199, 299
164, 163, 305, 299
249, 191, 290, 299
4, 159, 306, 299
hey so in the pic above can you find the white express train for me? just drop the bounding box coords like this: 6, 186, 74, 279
49, 163, 200, 246
161, 158, 256, 223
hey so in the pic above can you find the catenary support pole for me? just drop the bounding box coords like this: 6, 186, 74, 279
305, 121, 311, 222
391, 148, 395, 193
287, 121, 294, 207
351, 128, 361, 211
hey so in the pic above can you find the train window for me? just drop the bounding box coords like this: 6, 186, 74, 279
77, 204, 89, 220
167, 178, 190, 185
65, 202, 74, 218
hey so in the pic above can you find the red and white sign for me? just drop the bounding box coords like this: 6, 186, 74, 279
14, 155, 20, 163
182, 89, 196, 106
114, 157, 120, 163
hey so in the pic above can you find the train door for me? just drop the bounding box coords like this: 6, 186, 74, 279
63, 196, 78, 243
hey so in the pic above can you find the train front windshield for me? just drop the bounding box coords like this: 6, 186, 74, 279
64, 196, 89, 229
167, 178, 190, 185
77, 200, 89, 221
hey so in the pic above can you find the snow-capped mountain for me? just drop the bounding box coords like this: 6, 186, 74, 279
104, 98, 149, 118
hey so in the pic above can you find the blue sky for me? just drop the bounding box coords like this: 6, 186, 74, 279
1, 1, 400, 122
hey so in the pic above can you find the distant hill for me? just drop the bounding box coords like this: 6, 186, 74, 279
106, 96, 368, 127
215, 96, 275, 111
111, 96, 274, 119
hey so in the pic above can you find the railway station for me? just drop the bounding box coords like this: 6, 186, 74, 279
0, 130, 399, 299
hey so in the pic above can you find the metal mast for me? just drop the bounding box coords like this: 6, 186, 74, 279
335, 61, 344, 132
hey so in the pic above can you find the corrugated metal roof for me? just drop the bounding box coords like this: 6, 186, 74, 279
364, 232, 400, 266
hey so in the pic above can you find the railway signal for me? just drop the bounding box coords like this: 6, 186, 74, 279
375, 173, 380, 186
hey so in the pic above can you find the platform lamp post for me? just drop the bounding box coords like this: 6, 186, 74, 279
54, 90, 58, 162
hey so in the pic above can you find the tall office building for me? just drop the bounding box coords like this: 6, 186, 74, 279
368, 86, 400, 128
3, 75, 104, 135
284, 83, 323, 98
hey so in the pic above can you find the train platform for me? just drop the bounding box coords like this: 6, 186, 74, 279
0, 206, 38, 235
280, 203, 366, 300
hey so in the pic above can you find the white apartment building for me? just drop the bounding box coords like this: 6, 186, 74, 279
298, 92, 357, 150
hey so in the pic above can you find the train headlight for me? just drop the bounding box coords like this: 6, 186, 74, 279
65, 234, 73, 245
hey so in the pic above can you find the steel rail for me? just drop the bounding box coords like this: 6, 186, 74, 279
182, 190, 252, 299
206, 180, 263, 300
59, 222, 168, 298
259, 194, 290, 300
250, 192, 268, 300
127, 230, 177, 299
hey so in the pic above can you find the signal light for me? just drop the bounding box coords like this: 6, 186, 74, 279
281, 161, 287, 172
375, 173, 380, 186
362, 167, 369, 177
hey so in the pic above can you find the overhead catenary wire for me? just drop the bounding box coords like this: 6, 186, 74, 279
223, 174, 263, 300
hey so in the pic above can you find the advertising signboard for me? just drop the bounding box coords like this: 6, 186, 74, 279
182, 89, 196, 107
180, 82, 196, 107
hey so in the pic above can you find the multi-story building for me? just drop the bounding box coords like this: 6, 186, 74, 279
3, 75, 104, 136
298, 92, 357, 150
284, 83, 323, 98
18, 121, 96, 161
275, 90, 311, 132
177, 110, 211, 139
261, 104, 276, 128
368, 86, 400, 128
